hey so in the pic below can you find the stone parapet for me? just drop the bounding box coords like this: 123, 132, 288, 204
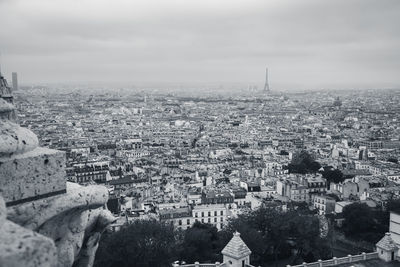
7, 182, 109, 230
0, 195, 58, 267
0, 147, 66, 206
0, 68, 115, 267
0, 219, 58, 267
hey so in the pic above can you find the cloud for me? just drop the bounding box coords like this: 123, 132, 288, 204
0, 0, 399, 89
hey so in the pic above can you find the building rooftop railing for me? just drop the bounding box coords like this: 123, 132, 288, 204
287, 251, 378, 267
172, 262, 227, 267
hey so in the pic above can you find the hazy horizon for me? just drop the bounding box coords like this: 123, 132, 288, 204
1, 0, 399, 90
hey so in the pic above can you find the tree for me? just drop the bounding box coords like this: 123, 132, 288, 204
387, 199, 400, 214
288, 150, 321, 174
179, 222, 223, 263
343, 203, 373, 237
388, 157, 399, 164
342, 203, 387, 243
223, 206, 332, 265
321, 169, 344, 185
223, 169, 232, 175
222, 208, 278, 264
288, 213, 331, 263
309, 161, 322, 172
94, 220, 178, 267
280, 150, 289, 155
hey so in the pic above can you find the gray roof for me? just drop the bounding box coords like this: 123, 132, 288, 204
221, 232, 251, 259
376, 233, 398, 251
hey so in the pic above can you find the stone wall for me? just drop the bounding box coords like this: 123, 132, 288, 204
0, 92, 115, 267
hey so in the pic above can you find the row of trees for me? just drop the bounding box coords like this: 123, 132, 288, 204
222, 206, 332, 265
94, 219, 226, 267
94, 199, 400, 266
94, 206, 332, 267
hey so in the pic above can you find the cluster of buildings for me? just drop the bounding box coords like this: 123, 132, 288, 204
2, 66, 399, 266
13, 87, 400, 235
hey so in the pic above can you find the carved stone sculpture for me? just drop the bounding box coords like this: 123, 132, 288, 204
0, 73, 115, 267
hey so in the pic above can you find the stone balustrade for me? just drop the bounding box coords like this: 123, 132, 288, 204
286, 252, 379, 267
172, 261, 259, 267
172, 261, 227, 267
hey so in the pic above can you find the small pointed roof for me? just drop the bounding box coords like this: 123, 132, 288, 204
376, 233, 398, 251
222, 231, 251, 260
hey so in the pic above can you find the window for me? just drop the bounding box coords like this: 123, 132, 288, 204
214, 218, 217, 223
201, 219, 204, 223
178, 220, 182, 226
187, 219, 190, 225
201, 212, 204, 217
208, 211, 211, 217
214, 211, 217, 216
195, 212, 198, 218
220, 211, 223, 216
208, 218, 211, 223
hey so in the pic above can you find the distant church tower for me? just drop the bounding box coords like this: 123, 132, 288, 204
263, 67, 270, 92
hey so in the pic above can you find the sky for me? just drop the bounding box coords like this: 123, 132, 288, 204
0, 0, 399, 90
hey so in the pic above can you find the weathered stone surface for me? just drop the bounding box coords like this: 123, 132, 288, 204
0, 147, 66, 205
37, 208, 115, 267
74, 232, 101, 267
0, 194, 5, 226
0, 120, 38, 157
0, 68, 114, 267
0, 214, 58, 267
0, 98, 16, 121
8, 182, 109, 231
6, 182, 114, 267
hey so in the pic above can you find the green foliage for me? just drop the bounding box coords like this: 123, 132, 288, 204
280, 150, 289, 155
95, 207, 334, 266
178, 222, 223, 263
223, 207, 332, 265
342, 203, 388, 243
94, 220, 178, 267
288, 150, 321, 174
321, 168, 344, 184
387, 199, 400, 214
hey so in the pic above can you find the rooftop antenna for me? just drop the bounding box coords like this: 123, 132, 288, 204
263, 67, 270, 92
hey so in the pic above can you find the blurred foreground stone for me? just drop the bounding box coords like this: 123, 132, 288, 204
0, 73, 115, 267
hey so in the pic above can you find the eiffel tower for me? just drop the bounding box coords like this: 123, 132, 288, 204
263, 67, 270, 92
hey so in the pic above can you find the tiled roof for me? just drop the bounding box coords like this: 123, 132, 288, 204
376, 233, 398, 251
221, 232, 251, 260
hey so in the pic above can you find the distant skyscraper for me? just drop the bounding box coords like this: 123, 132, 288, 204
263, 67, 270, 92
12, 72, 18, 91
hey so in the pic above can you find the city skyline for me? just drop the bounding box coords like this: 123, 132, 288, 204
2, 1, 400, 267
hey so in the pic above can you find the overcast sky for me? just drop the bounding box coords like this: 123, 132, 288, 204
0, 0, 399, 90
